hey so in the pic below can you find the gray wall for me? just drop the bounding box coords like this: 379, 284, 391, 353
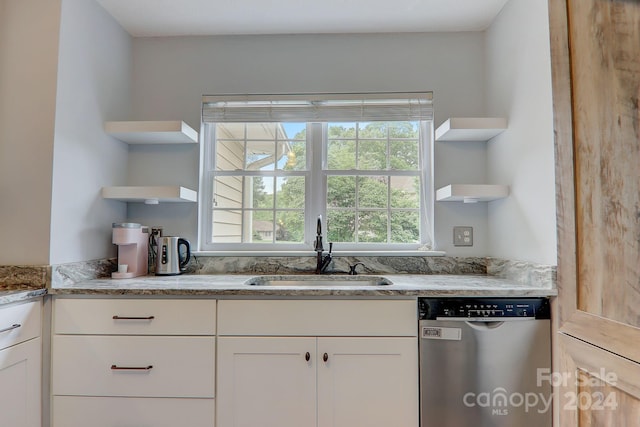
485, 0, 556, 264
0, 0, 60, 265
1, 0, 557, 265
49, 0, 132, 264
129, 32, 491, 255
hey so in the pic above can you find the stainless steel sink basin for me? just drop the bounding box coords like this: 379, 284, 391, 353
245, 275, 393, 287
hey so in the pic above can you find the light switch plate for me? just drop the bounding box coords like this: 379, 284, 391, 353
453, 226, 473, 246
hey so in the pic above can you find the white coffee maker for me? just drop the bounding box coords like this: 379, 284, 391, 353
111, 223, 149, 278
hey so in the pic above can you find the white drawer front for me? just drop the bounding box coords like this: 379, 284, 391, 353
218, 299, 417, 336
54, 298, 216, 335
0, 300, 41, 350
53, 396, 215, 427
52, 335, 215, 397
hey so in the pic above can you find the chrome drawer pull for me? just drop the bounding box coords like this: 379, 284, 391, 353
112, 315, 155, 320
111, 364, 153, 371
0, 323, 21, 333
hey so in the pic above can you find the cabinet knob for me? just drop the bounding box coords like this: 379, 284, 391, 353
305, 352, 311, 362
323, 352, 329, 362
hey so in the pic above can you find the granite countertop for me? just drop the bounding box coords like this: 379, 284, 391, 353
0, 288, 47, 306
49, 274, 557, 297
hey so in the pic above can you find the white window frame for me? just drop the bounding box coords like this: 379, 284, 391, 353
198, 93, 434, 253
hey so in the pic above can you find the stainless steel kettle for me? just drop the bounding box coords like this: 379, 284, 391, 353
155, 236, 190, 275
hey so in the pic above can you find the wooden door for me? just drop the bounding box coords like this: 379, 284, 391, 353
549, 0, 640, 425
317, 337, 419, 427
216, 336, 317, 427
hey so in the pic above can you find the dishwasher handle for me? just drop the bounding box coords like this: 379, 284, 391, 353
435, 316, 535, 322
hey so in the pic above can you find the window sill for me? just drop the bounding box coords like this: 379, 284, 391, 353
192, 250, 447, 257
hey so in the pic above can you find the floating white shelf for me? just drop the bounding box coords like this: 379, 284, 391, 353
102, 186, 198, 204
436, 184, 509, 203
105, 120, 198, 144
435, 117, 507, 142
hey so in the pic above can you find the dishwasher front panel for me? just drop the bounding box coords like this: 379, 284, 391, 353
419, 300, 551, 427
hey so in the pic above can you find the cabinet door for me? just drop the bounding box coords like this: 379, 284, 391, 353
0, 337, 41, 427
217, 336, 316, 427
550, 0, 640, 424
317, 337, 418, 427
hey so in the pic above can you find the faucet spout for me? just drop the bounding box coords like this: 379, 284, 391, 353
314, 215, 332, 274
314, 215, 324, 253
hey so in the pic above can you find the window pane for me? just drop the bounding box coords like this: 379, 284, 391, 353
215, 140, 244, 171
279, 123, 307, 141
276, 211, 305, 243
276, 177, 305, 209
390, 176, 420, 208
249, 177, 274, 209
358, 176, 388, 208
358, 140, 387, 170
390, 211, 420, 243
212, 210, 242, 243
213, 176, 243, 208
390, 140, 419, 170
328, 176, 356, 208
279, 140, 306, 171
327, 139, 356, 169
389, 121, 419, 138
246, 140, 275, 170
359, 122, 387, 138
328, 122, 356, 138
249, 210, 274, 243
357, 211, 388, 243
327, 210, 355, 242
247, 123, 277, 140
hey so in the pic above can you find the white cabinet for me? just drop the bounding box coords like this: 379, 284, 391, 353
217, 300, 419, 427
217, 337, 317, 427
51, 297, 217, 427
317, 337, 418, 427
0, 300, 42, 427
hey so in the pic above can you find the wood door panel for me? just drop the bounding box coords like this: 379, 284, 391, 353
558, 334, 640, 425
550, 0, 640, 425
568, 0, 640, 326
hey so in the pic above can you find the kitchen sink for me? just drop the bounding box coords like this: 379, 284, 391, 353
245, 275, 393, 287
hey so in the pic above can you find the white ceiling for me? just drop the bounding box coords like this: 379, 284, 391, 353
96, 0, 511, 37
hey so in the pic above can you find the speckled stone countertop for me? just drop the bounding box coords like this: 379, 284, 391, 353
49, 274, 556, 297
0, 288, 47, 306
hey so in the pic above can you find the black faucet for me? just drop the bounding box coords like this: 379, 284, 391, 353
349, 262, 365, 275
315, 215, 333, 274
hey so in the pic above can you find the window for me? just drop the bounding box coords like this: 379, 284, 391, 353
200, 93, 434, 252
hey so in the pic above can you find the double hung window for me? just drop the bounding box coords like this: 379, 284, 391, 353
200, 93, 433, 252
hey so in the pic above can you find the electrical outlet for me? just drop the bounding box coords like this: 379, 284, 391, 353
453, 226, 473, 246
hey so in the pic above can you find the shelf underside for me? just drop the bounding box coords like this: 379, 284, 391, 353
436, 184, 509, 202
102, 186, 198, 203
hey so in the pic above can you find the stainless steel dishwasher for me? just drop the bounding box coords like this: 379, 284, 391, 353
419, 297, 551, 427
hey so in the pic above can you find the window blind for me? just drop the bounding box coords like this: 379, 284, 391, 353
202, 92, 433, 123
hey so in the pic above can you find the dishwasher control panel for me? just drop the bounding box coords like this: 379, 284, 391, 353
418, 298, 550, 320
